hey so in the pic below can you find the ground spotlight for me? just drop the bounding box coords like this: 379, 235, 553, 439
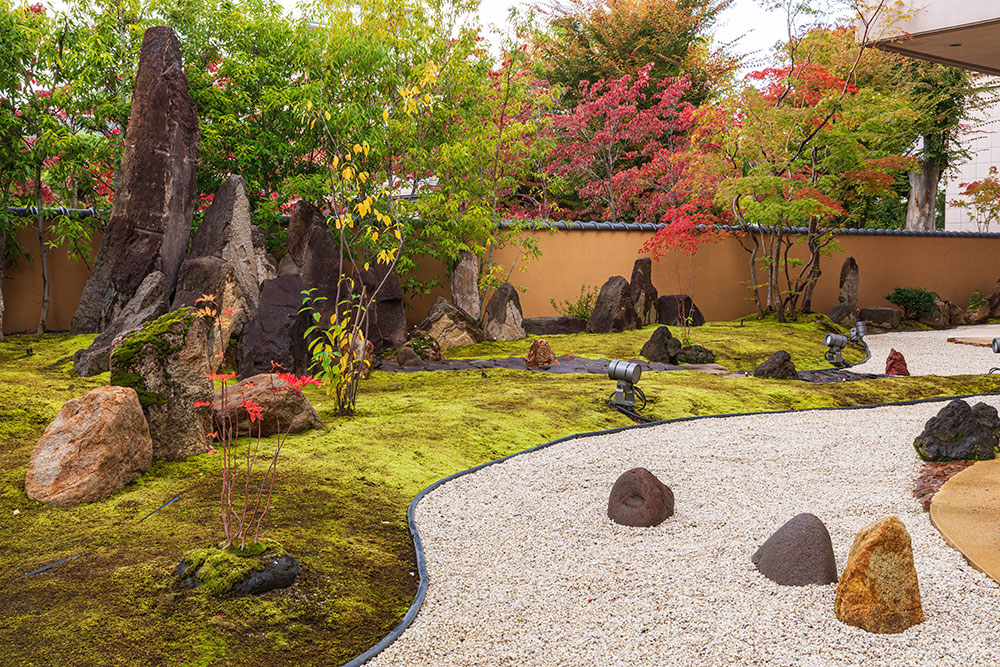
825, 333, 848, 367
849, 321, 867, 343
990, 338, 1000, 374
608, 359, 643, 410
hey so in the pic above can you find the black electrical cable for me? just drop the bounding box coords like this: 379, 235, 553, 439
19, 490, 188, 579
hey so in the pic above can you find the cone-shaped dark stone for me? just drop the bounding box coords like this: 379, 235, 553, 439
607, 468, 674, 527
73, 26, 199, 332
752, 513, 838, 586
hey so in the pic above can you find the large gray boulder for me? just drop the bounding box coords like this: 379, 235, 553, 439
73, 26, 199, 333
914, 399, 1000, 461
73, 271, 169, 376
417, 297, 485, 350
25, 386, 152, 506
451, 250, 481, 321
630, 258, 658, 326
110, 309, 213, 461
859, 307, 901, 329
588, 276, 639, 334
484, 282, 525, 342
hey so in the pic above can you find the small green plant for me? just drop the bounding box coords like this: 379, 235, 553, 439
550, 284, 598, 319
406, 331, 442, 361
885, 286, 938, 320
969, 290, 985, 309
299, 285, 371, 417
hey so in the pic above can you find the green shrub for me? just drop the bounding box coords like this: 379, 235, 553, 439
969, 290, 985, 309
550, 284, 598, 319
885, 286, 938, 320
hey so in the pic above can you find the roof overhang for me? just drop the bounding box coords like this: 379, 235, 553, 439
870, 3, 1000, 76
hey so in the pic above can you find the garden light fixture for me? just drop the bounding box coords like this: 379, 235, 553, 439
850, 321, 867, 343
608, 360, 644, 411
990, 338, 1000, 374
824, 333, 848, 367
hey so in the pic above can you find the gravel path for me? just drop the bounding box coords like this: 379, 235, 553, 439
368, 397, 1000, 666
853, 325, 1000, 376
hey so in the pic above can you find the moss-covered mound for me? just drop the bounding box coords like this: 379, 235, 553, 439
178, 539, 289, 596
445, 313, 867, 371
109, 307, 197, 407
2, 329, 1000, 665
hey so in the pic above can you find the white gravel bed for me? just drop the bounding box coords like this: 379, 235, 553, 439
852, 324, 1000, 376
368, 397, 1000, 666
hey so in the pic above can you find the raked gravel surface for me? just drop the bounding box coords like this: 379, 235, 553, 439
368, 396, 1000, 667
852, 324, 1000, 376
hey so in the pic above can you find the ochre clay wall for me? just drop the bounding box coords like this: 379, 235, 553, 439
5, 224, 1000, 333
404, 230, 1000, 326
3, 225, 102, 334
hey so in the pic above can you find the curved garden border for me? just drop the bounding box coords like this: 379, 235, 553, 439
342, 389, 1000, 666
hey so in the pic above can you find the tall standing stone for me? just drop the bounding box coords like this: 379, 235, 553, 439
828, 257, 859, 325
588, 276, 639, 334
630, 258, 658, 326
451, 250, 481, 320
484, 282, 525, 342
277, 200, 327, 276
172, 175, 261, 368
72, 26, 200, 333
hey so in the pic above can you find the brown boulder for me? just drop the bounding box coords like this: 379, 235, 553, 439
607, 468, 674, 527
25, 386, 152, 506
523, 316, 587, 336
859, 307, 901, 329
72, 27, 200, 333
589, 276, 639, 334
213, 373, 323, 437
417, 297, 485, 350
524, 339, 558, 368
918, 296, 951, 328
110, 309, 214, 461
885, 349, 909, 376
835, 516, 924, 634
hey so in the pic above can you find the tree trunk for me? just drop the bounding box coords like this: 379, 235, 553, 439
36, 164, 49, 334
905, 157, 941, 231
0, 228, 5, 341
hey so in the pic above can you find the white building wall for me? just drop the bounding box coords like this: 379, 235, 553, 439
945, 87, 1000, 232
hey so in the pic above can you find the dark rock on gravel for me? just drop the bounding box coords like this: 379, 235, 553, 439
607, 467, 674, 527
752, 513, 838, 586
914, 399, 1000, 461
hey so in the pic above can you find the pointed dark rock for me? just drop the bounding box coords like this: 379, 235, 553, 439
73, 26, 199, 333
589, 276, 639, 333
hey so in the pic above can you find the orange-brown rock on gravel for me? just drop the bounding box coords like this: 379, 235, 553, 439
835, 516, 924, 634
25, 386, 152, 506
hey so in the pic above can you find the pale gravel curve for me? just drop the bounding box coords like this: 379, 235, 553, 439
368, 397, 1000, 667
852, 324, 1000, 376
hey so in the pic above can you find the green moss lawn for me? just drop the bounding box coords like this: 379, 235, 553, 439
2, 322, 999, 666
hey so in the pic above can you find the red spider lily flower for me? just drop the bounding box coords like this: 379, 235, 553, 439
241, 398, 264, 423
206, 371, 237, 382
193, 399, 214, 408
276, 372, 322, 394
207, 431, 219, 439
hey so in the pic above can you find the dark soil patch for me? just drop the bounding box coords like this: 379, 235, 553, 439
913, 461, 975, 511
